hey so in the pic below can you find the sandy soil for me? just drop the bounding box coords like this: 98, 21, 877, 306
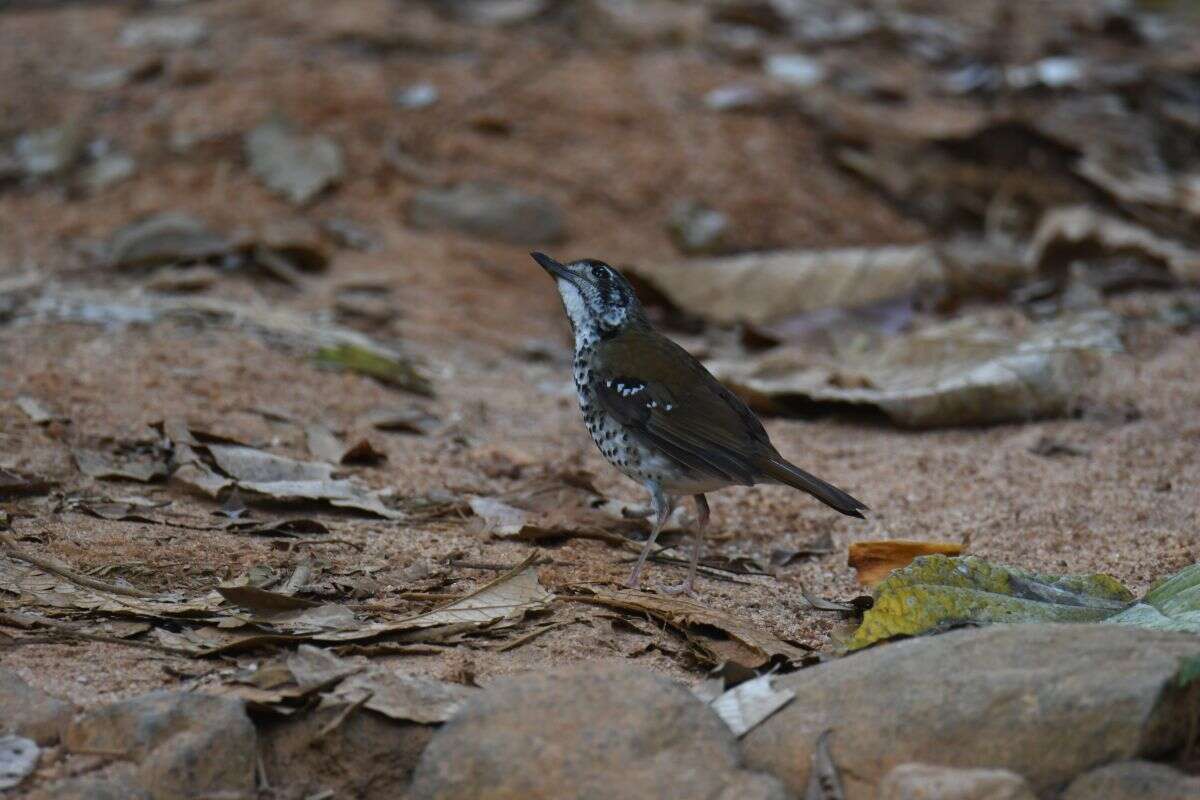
1, 0, 1198, 734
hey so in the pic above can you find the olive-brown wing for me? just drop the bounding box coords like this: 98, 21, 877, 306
592, 328, 775, 486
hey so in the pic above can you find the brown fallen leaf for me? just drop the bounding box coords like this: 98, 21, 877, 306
362, 406, 440, 435
848, 540, 964, 587
568, 587, 809, 668
217, 585, 323, 613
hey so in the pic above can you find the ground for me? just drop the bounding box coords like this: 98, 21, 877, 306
1, 0, 1198, 731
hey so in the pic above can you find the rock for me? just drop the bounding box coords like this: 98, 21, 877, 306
260, 704, 435, 800
741, 625, 1200, 799
878, 764, 1037, 800
448, 0, 548, 25
29, 775, 151, 800
14, 126, 84, 178
119, 17, 209, 49
667, 199, 730, 255
245, 119, 344, 205
0, 668, 75, 745
765, 53, 826, 87
65, 691, 256, 799
409, 662, 787, 800
0, 735, 38, 791
576, 0, 707, 48
408, 182, 565, 244
80, 151, 137, 194
1063, 760, 1200, 800
394, 82, 439, 109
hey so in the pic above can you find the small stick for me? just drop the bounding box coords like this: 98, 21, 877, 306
0, 531, 154, 598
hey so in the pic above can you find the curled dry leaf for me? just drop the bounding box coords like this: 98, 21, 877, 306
848, 540, 964, 586
709, 673, 795, 737
1030, 205, 1200, 284
711, 310, 1122, 428
568, 588, 809, 668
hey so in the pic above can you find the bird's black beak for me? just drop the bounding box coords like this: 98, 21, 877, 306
531, 251, 571, 281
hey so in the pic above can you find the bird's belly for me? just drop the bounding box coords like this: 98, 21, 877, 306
577, 385, 726, 494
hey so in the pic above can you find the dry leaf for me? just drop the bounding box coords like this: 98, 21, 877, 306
709, 673, 795, 737
217, 585, 323, 613
848, 540, 965, 586
209, 445, 334, 483
73, 445, 169, 482
711, 310, 1121, 428
362, 406, 440, 435
570, 588, 809, 668
329, 669, 476, 724
1031, 205, 1200, 283
305, 423, 346, 463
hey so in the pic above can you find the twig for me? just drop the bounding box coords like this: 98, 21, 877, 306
1, 530, 154, 598
283, 538, 363, 553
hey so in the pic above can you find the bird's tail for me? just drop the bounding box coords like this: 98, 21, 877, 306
758, 457, 868, 518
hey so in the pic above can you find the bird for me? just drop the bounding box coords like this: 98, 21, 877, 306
532, 251, 867, 596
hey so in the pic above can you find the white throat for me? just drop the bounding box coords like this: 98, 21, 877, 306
557, 279, 600, 350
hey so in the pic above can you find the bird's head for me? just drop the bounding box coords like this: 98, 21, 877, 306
531, 252, 644, 341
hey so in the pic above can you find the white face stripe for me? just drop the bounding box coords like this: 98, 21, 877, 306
556, 279, 597, 348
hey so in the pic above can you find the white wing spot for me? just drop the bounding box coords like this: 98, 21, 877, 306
664, 403, 674, 411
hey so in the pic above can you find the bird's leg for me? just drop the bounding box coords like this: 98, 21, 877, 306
660, 494, 709, 597
625, 483, 673, 590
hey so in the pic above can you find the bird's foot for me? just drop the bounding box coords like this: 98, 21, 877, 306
656, 579, 699, 598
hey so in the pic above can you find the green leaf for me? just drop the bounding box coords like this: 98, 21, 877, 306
314, 344, 433, 397
843, 555, 1200, 651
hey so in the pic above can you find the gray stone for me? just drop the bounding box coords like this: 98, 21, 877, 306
14, 126, 84, 178
667, 199, 730, 255
245, 119, 344, 205
576, 0, 706, 48
408, 182, 565, 244
119, 17, 208, 49
879, 764, 1037, 800
260, 704, 435, 800
65, 691, 256, 799
741, 624, 1200, 799
1063, 760, 1200, 800
0, 668, 75, 745
409, 662, 787, 800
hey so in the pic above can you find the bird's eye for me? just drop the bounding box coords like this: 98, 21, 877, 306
591, 265, 605, 279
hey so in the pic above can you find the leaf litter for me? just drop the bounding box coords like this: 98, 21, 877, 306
846, 555, 1200, 650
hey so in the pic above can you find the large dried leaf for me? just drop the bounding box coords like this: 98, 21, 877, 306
844, 555, 1200, 650
107, 212, 231, 270
570, 588, 809, 667
711, 311, 1122, 428
208, 445, 334, 483
848, 540, 964, 586
629, 245, 943, 325
709, 673, 795, 737
1030, 205, 1200, 283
